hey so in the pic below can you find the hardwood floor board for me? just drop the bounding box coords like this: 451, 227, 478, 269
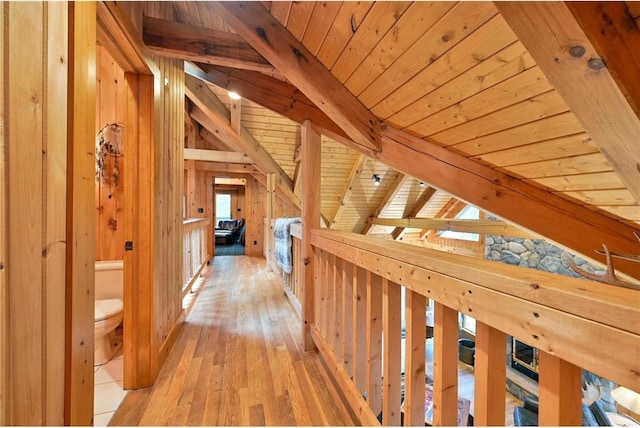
302, 355, 352, 426
110, 256, 352, 426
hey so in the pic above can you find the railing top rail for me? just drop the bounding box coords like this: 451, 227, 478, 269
183, 217, 209, 226
310, 228, 640, 390
290, 222, 302, 240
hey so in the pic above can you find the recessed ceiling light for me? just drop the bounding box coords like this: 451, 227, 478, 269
228, 91, 241, 100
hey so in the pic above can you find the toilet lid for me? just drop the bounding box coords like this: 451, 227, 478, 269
95, 299, 123, 321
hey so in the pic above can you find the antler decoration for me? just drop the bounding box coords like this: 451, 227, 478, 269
568, 234, 640, 291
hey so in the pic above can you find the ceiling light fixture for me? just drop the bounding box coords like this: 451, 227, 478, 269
420, 181, 426, 187
372, 174, 381, 186
228, 91, 241, 100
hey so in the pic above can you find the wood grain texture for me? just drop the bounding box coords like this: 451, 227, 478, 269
496, 1, 640, 202
433, 302, 459, 426
110, 256, 350, 426
538, 351, 582, 426
66, 3, 97, 424
474, 322, 507, 426
212, 1, 382, 152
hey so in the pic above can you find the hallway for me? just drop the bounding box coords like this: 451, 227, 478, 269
109, 256, 351, 426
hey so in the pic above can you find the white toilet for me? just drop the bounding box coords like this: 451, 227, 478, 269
94, 260, 124, 366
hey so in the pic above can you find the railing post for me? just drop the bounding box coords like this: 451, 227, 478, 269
404, 289, 427, 426
433, 302, 458, 426
301, 120, 321, 351
366, 272, 383, 417
538, 351, 582, 426
353, 267, 368, 392
382, 279, 402, 426
474, 321, 506, 426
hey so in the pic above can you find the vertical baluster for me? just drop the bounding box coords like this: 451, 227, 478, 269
433, 302, 458, 426
342, 261, 354, 377
353, 267, 368, 393
404, 289, 427, 426
313, 248, 323, 327
366, 272, 383, 417
326, 254, 336, 350
538, 351, 582, 426
474, 321, 506, 426
383, 279, 402, 426
334, 258, 344, 363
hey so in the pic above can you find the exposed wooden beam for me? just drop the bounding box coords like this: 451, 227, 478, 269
142, 16, 278, 76
495, 1, 640, 202
187, 63, 354, 146
230, 96, 242, 134
185, 74, 300, 210
371, 218, 539, 239
330, 154, 367, 229
420, 199, 466, 240
199, 128, 235, 152
377, 128, 640, 279
97, 1, 152, 74
391, 187, 438, 241
361, 173, 409, 235
184, 148, 252, 164
195, 161, 260, 175
210, 1, 382, 152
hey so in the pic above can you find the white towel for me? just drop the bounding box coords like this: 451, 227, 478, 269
273, 217, 301, 274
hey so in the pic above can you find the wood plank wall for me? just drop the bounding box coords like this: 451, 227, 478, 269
95, 45, 126, 261
152, 55, 185, 371
1, 2, 95, 424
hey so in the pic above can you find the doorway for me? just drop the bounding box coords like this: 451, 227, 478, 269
214, 178, 246, 256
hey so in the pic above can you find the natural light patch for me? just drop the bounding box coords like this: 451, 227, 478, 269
438, 205, 480, 241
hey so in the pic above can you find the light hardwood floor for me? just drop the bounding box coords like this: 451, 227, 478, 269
109, 256, 352, 426
110, 255, 521, 426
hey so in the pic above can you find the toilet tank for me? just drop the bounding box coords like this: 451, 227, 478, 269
95, 260, 124, 300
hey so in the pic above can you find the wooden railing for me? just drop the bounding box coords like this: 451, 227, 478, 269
268, 219, 303, 315
305, 228, 639, 426
183, 218, 210, 297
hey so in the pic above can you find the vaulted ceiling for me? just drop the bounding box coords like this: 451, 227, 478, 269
135, 1, 639, 278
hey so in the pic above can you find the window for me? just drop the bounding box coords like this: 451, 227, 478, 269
439, 205, 480, 242
459, 314, 476, 334
216, 193, 232, 224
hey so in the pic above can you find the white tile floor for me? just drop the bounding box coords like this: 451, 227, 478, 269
94, 348, 127, 426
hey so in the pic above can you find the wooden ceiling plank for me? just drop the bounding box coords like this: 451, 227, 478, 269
372, 218, 538, 239
358, 2, 498, 109
211, 1, 382, 153
560, 189, 636, 207
505, 153, 613, 179
285, 1, 315, 41
475, 133, 598, 168
184, 148, 252, 164
330, 154, 367, 229
384, 41, 536, 128
199, 128, 238, 152
300, 2, 342, 56
531, 172, 626, 192
391, 187, 438, 241
269, 1, 292, 26
330, 1, 412, 84
374, 128, 640, 278
185, 74, 300, 209
316, 2, 375, 69
450, 111, 585, 156
346, 2, 456, 96
361, 173, 410, 235
190, 63, 352, 144
172, 1, 202, 26
142, 16, 278, 75
409, 66, 553, 137
495, 1, 640, 203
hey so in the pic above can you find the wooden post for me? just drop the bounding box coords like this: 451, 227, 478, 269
404, 289, 427, 426
382, 279, 402, 426
66, 2, 97, 424
265, 173, 275, 270
538, 351, 582, 426
365, 272, 383, 416
301, 120, 321, 350
474, 322, 506, 426
123, 72, 156, 389
353, 267, 367, 392
433, 302, 459, 426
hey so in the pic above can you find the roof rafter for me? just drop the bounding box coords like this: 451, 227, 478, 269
495, 1, 640, 202
142, 15, 279, 76
370, 218, 539, 240
210, 1, 382, 153
201, 1, 640, 278
330, 154, 367, 229
391, 187, 438, 241
361, 173, 409, 235
185, 73, 300, 210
